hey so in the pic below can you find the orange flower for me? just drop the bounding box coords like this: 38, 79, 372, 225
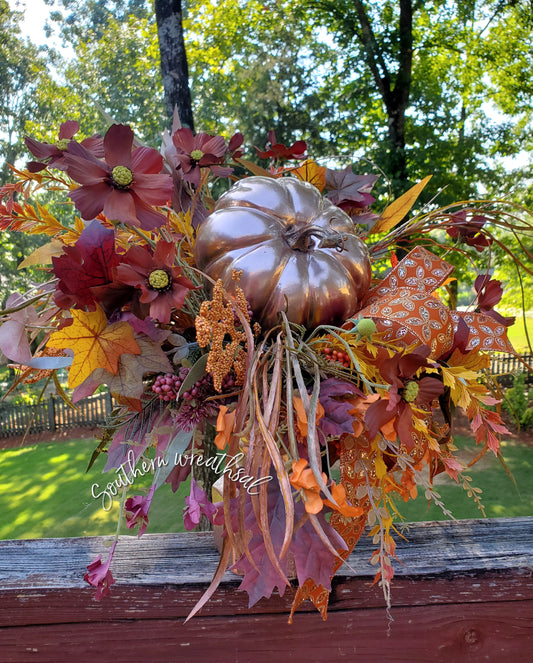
214, 404, 236, 450
323, 482, 364, 518
289, 458, 326, 514
292, 396, 325, 438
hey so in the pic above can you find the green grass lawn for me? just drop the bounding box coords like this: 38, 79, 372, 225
507, 315, 533, 352
0, 433, 531, 540
397, 436, 533, 522
0, 438, 189, 540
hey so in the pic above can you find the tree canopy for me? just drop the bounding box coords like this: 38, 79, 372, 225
0, 0, 531, 309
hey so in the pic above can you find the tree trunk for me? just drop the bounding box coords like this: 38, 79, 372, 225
353, 0, 413, 197
154, 0, 195, 131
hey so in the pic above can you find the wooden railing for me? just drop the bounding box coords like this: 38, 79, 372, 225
1, 517, 532, 662
0, 392, 113, 437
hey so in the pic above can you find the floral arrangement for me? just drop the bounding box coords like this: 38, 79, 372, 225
0, 117, 530, 622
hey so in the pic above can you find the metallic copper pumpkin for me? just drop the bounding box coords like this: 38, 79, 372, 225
194, 176, 372, 330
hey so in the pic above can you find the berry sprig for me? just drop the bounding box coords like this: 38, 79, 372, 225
182, 371, 237, 402
322, 346, 351, 368
152, 366, 190, 401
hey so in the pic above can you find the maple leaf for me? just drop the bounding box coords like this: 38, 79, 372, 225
47, 305, 140, 388
72, 335, 172, 402
52, 220, 120, 309
325, 167, 378, 208
293, 159, 326, 192
228, 478, 346, 608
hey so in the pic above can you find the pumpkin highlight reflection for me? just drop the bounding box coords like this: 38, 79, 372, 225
194, 176, 372, 330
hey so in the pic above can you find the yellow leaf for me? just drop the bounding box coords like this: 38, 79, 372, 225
374, 451, 388, 480
47, 306, 141, 388
169, 209, 196, 246
18, 240, 65, 269
370, 175, 432, 235
293, 159, 326, 192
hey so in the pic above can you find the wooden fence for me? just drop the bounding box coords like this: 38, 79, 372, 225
0, 353, 529, 439
0, 392, 113, 438
0, 518, 532, 662
490, 352, 533, 386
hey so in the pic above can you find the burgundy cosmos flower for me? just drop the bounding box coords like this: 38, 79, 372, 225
172, 128, 242, 187
25, 120, 104, 173
365, 347, 443, 450
255, 129, 307, 160
446, 211, 492, 252
114, 240, 195, 324
65, 124, 173, 230
474, 274, 515, 327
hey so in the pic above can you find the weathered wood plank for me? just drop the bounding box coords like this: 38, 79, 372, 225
1, 517, 531, 590
1, 601, 532, 663
0, 518, 532, 661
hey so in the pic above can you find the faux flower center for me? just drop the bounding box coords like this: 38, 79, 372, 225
111, 165, 133, 188
56, 139, 69, 151
148, 269, 171, 291
403, 381, 419, 403
190, 149, 204, 161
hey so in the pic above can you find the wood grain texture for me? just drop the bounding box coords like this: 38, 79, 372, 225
1, 518, 532, 662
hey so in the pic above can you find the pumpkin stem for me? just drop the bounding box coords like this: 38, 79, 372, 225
284, 225, 347, 252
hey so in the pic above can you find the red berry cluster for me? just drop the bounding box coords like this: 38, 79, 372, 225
322, 346, 351, 368
182, 371, 237, 402
152, 367, 190, 401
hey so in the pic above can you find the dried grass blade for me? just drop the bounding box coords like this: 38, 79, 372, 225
306, 363, 335, 504
254, 379, 294, 566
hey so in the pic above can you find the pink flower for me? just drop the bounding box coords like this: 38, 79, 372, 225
84, 540, 117, 601
65, 124, 173, 230
183, 478, 219, 530
171, 127, 236, 187
114, 240, 195, 323
25, 120, 104, 172
125, 484, 155, 537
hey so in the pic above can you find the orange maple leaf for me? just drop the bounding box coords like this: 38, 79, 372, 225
293, 159, 327, 192
47, 306, 141, 388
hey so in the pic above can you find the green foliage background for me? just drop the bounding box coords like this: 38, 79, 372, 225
0, 0, 532, 307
